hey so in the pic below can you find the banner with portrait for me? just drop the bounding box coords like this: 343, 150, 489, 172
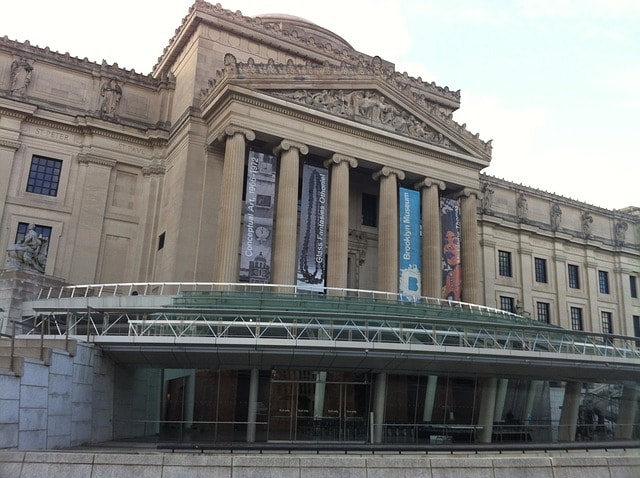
398, 187, 421, 299
296, 164, 328, 291
239, 150, 278, 283
440, 197, 462, 301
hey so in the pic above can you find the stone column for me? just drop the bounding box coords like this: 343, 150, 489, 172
246, 368, 259, 442
313, 371, 328, 419
494, 378, 509, 422
272, 140, 308, 288
415, 178, 445, 298
373, 167, 405, 293
477, 377, 498, 443
373, 372, 387, 443
558, 381, 581, 442
524, 380, 543, 426
324, 154, 358, 294
422, 375, 438, 422
457, 189, 482, 305
617, 382, 639, 439
214, 126, 255, 283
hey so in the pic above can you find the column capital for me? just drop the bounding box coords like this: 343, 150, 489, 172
78, 154, 116, 169
324, 153, 358, 169
414, 177, 445, 191
0, 138, 21, 151
372, 166, 405, 182
217, 125, 255, 143
273, 139, 309, 156
454, 187, 481, 200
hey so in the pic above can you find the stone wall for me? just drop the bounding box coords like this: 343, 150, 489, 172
0, 450, 638, 477
0, 341, 114, 450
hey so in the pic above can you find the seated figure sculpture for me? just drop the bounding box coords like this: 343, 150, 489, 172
5, 224, 48, 273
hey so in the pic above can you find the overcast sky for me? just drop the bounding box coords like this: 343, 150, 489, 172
2, 0, 637, 210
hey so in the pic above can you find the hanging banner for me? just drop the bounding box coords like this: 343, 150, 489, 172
239, 150, 278, 283
440, 197, 462, 301
398, 187, 421, 299
296, 164, 328, 291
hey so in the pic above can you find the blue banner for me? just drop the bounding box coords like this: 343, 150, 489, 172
398, 187, 421, 298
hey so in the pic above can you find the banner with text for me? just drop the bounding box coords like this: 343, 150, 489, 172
296, 164, 328, 292
440, 197, 462, 301
398, 187, 422, 299
239, 150, 278, 283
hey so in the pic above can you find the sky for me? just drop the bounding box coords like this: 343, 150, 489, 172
2, 0, 638, 210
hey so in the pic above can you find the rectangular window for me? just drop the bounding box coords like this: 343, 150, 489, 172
498, 250, 512, 277
631, 276, 638, 298
568, 264, 580, 289
601, 311, 613, 335
157, 232, 165, 251
570, 307, 583, 331
26, 155, 62, 197
16, 222, 52, 245
634, 315, 640, 347
598, 270, 610, 294
534, 258, 548, 283
536, 302, 550, 323
361, 193, 377, 227
499, 296, 514, 313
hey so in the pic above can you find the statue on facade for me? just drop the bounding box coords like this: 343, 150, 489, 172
10, 57, 33, 96
516, 193, 528, 221
614, 221, 628, 245
100, 78, 122, 118
581, 212, 593, 238
550, 203, 562, 231
481, 183, 494, 213
5, 224, 48, 273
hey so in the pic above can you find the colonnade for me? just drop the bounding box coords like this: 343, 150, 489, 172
212, 127, 481, 302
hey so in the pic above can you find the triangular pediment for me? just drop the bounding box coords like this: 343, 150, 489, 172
203, 54, 492, 161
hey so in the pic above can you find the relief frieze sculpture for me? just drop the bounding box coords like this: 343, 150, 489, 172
206, 54, 491, 157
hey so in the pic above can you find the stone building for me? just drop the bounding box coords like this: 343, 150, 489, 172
0, 1, 638, 449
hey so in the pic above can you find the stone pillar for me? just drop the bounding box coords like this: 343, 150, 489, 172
0, 140, 20, 229
246, 368, 259, 442
272, 140, 308, 287
415, 179, 445, 298
494, 378, 509, 422
373, 372, 387, 443
422, 375, 438, 422
477, 377, 498, 443
558, 381, 581, 442
69, 155, 115, 283
324, 154, 358, 294
457, 189, 482, 305
214, 127, 255, 283
373, 167, 405, 293
617, 382, 639, 439
313, 371, 327, 419
524, 380, 543, 426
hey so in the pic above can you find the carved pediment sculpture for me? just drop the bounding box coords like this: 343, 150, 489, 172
203, 54, 492, 159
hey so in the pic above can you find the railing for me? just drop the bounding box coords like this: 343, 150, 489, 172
21, 283, 640, 361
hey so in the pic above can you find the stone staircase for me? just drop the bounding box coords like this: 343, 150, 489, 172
0, 336, 76, 376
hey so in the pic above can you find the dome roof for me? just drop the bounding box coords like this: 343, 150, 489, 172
256, 14, 353, 51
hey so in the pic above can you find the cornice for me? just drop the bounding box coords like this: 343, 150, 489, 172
207, 89, 485, 172
77, 154, 116, 168
0, 139, 21, 150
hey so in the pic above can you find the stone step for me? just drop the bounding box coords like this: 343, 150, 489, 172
0, 337, 77, 356
0, 355, 24, 376
0, 346, 52, 365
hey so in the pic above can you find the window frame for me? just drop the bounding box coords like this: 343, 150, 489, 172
601, 311, 613, 335
536, 301, 550, 323
568, 264, 580, 289
534, 257, 548, 283
499, 296, 515, 313
598, 270, 610, 294
570, 306, 583, 331
630, 275, 638, 299
26, 155, 63, 197
498, 250, 512, 277
361, 193, 377, 227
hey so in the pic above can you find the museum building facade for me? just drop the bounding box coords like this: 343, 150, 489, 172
0, 1, 638, 448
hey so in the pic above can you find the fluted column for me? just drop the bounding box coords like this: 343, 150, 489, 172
272, 140, 308, 287
324, 154, 358, 294
457, 189, 482, 305
214, 126, 255, 283
373, 167, 405, 293
415, 178, 445, 298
